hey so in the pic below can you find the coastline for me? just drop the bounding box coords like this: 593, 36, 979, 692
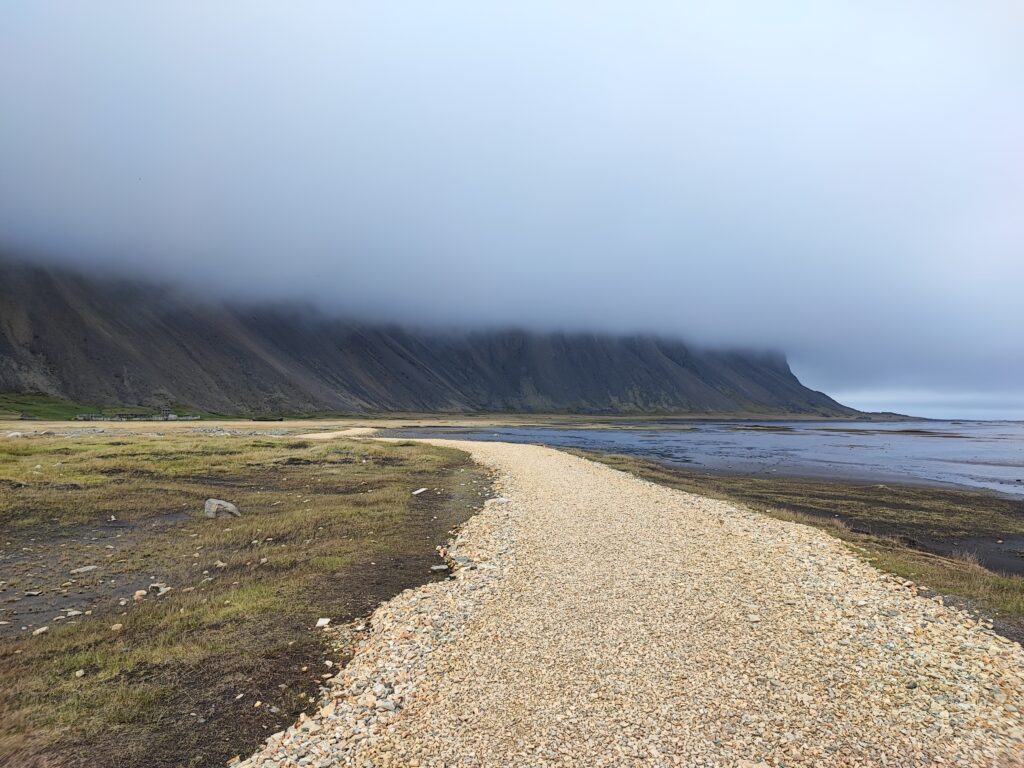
238, 438, 1024, 766
570, 450, 1024, 644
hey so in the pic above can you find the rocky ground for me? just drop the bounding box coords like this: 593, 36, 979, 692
239, 440, 1024, 768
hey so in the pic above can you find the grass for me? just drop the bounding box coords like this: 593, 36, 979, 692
0, 392, 226, 421
569, 450, 1024, 640
0, 431, 490, 768
0, 393, 120, 421
0, 393, 206, 421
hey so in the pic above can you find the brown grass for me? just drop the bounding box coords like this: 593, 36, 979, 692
0, 432, 489, 768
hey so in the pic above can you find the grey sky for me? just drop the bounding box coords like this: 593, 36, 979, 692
2, 2, 1022, 418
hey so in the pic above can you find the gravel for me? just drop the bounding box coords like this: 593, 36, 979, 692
238, 441, 1024, 767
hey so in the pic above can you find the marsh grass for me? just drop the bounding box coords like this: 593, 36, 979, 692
0, 432, 488, 768
570, 450, 1024, 638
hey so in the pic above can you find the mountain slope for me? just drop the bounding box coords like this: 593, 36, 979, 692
0, 260, 857, 416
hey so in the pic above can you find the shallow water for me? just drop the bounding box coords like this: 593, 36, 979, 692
394, 420, 1024, 497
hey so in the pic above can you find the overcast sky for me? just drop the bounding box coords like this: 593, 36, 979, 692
1, 2, 1022, 418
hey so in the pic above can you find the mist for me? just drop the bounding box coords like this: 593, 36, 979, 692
2, 2, 1022, 418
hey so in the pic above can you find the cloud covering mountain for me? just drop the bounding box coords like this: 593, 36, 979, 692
1, 2, 1021, 416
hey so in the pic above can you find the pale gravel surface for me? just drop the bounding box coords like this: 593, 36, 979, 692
240, 440, 1024, 768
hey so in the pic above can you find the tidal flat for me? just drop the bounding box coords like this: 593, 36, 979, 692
0, 430, 489, 768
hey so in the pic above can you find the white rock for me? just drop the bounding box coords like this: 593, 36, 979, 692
204, 498, 241, 518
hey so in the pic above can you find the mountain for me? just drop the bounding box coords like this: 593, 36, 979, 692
0, 259, 858, 417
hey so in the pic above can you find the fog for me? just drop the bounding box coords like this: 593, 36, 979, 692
1, 2, 1022, 418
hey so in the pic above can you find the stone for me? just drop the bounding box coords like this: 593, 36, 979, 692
204, 498, 241, 518
227, 442, 1024, 768
315, 618, 331, 629
70, 565, 98, 575
32, 626, 48, 636
110, 623, 124, 632
75, 669, 86, 678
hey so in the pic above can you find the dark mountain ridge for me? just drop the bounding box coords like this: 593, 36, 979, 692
0, 259, 858, 417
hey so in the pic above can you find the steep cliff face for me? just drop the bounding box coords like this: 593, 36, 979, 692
0, 260, 857, 416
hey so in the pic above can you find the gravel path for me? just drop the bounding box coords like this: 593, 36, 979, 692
240, 441, 1024, 768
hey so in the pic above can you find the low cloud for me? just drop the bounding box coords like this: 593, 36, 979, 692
1, 2, 1022, 416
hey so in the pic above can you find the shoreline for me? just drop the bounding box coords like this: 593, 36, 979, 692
568, 449, 1024, 644
382, 421, 1024, 500
568, 450, 1024, 569
239, 438, 1024, 767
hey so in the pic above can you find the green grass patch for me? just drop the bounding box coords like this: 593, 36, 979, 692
0, 431, 490, 768
0, 393, 102, 420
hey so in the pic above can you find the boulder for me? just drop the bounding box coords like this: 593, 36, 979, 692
204, 498, 241, 518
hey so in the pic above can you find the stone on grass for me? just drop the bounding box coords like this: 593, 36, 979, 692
204, 498, 241, 518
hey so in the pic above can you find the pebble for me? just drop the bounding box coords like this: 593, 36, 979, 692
235, 441, 1024, 768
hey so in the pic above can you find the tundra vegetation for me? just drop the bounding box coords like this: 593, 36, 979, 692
0, 431, 487, 768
